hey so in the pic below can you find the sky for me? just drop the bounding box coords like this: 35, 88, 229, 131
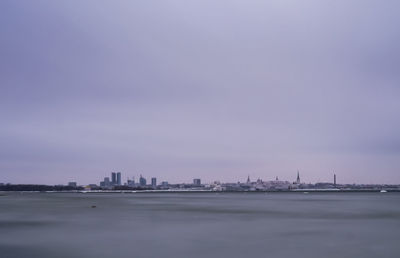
1, 0, 399, 185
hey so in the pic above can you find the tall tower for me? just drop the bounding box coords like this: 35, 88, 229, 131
151, 177, 157, 188
117, 172, 121, 186
111, 172, 117, 185
139, 175, 146, 186
246, 175, 251, 184
334, 174, 336, 187
296, 170, 300, 184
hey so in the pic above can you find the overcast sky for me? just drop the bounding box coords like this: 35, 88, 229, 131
1, 0, 399, 185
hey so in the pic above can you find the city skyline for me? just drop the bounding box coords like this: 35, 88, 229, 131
0, 169, 379, 186
1, 166, 397, 185
4, 169, 398, 193
1, 1, 400, 185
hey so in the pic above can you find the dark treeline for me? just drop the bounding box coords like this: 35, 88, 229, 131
0, 184, 84, 191
0, 184, 154, 191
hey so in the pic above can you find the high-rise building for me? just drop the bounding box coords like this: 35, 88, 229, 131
193, 179, 201, 186
117, 172, 122, 186
111, 172, 117, 185
139, 175, 146, 186
151, 177, 157, 188
100, 177, 111, 188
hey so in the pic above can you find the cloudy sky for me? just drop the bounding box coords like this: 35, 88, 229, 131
1, 0, 399, 185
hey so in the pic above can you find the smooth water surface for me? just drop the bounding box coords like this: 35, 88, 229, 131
0, 192, 399, 258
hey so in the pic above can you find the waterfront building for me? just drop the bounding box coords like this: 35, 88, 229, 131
68, 182, 77, 187
193, 178, 201, 186
117, 172, 122, 186
151, 177, 157, 188
111, 172, 117, 185
127, 177, 135, 187
100, 177, 111, 188
87, 184, 98, 190
139, 175, 147, 186
104, 177, 110, 186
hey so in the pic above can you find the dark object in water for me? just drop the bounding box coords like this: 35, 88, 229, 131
91, 205, 96, 208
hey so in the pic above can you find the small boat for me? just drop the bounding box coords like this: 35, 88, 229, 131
380, 190, 387, 193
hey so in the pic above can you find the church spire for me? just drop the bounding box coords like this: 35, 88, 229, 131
296, 170, 300, 184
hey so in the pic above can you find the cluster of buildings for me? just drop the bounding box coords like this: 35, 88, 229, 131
62, 171, 400, 192
99, 172, 122, 188
88, 172, 202, 190
68, 171, 314, 191
3, 171, 398, 192
208, 172, 304, 191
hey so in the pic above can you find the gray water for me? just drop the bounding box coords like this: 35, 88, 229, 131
0, 192, 399, 258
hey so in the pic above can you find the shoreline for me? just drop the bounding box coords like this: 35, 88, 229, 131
1, 189, 400, 194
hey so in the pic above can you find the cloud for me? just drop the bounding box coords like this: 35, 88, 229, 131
1, 0, 399, 184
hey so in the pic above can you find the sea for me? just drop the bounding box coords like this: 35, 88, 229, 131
0, 192, 399, 258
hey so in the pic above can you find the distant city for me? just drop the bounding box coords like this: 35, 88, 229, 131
1, 171, 399, 192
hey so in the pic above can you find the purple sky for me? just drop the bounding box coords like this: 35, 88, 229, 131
1, 0, 400, 185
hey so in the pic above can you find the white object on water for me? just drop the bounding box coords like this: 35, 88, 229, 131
380, 190, 387, 193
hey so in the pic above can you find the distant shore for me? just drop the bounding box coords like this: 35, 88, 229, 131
1, 189, 399, 194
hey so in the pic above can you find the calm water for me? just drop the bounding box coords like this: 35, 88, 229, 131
0, 192, 399, 258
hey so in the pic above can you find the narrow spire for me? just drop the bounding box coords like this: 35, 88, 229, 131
296, 170, 300, 184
